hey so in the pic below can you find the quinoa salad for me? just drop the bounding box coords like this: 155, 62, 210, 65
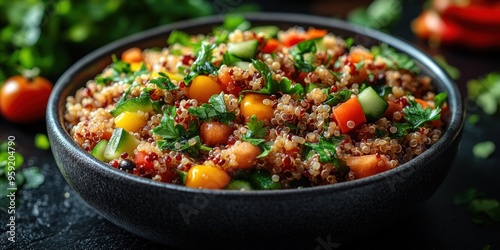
64, 19, 448, 190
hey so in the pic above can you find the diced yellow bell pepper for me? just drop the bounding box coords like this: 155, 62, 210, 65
130, 62, 143, 72
114, 111, 148, 132
185, 165, 231, 189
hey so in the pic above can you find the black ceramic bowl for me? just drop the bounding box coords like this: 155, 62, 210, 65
47, 13, 464, 249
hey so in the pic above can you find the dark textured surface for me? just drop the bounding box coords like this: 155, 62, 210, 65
1, 10, 500, 250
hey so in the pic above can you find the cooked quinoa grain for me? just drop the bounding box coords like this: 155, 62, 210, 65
64, 21, 448, 190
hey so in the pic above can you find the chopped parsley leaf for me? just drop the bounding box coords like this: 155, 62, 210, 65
95, 55, 149, 85
434, 92, 447, 108
183, 43, 218, 84
389, 123, 413, 139
387, 98, 442, 138
355, 58, 365, 70
242, 115, 271, 158
371, 43, 419, 74
149, 72, 178, 91
324, 90, 352, 106
304, 136, 342, 165
403, 98, 441, 129
153, 106, 209, 157
250, 59, 304, 96
290, 39, 317, 72
188, 92, 236, 124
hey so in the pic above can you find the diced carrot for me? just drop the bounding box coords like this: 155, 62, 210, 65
283, 34, 306, 47
262, 38, 282, 53
218, 69, 233, 86
348, 49, 374, 64
307, 28, 328, 39
415, 98, 433, 109
333, 96, 367, 134
217, 69, 242, 96
345, 154, 392, 178
121, 47, 143, 64
383, 100, 404, 119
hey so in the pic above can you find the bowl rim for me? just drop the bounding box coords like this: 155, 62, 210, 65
47, 12, 464, 197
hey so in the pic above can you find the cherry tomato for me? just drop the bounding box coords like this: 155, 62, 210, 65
0, 74, 53, 123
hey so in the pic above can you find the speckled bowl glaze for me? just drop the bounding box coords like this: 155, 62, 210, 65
47, 13, 464, 249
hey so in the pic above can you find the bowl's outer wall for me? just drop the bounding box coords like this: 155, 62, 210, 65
47, 13, 464, 248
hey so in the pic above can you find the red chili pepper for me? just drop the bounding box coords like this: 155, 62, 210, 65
412, 9, 500, 49
441, 4, 500, 30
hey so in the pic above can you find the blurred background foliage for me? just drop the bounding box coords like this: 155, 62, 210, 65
0, 0, 259, 83
0, 0, 402, 84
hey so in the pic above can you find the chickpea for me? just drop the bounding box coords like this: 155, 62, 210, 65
229, 141, 261, 170
200, 121, 233, 146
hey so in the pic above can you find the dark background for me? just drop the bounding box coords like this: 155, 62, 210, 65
1, 1, 500, 249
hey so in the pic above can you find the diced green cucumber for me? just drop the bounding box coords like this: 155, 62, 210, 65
91, 139, 109, 162
357, 86, 389, 122
250, 25, 279, 38
110, 92, 153, 117
226, 179, 253, 191
314, 38, 326, 51
103, 128, 140, 160
176, 170, 187, 184
248, 170, 281, 190
234, 61, 251, 70
227, 40, 259, 60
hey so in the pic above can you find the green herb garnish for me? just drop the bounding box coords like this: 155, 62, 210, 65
304, 136, 342, 165
95, 55, 149, 85
290, 39, 317, 72
324, 90, 352, 106
149, 72, 178, 91
403, 98, 441, 129
345, 37, 354, 49
388, 98, 442, 138
153, 106, 210, 157
251, 59, 304, 96
434, 92, 447, 108
371, 43, 419, 74
222, 52, 242, 66
188, 92, 236, 123
355, 58, 365, 70
183, 43, 218, 84
242, 115, 272, 158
